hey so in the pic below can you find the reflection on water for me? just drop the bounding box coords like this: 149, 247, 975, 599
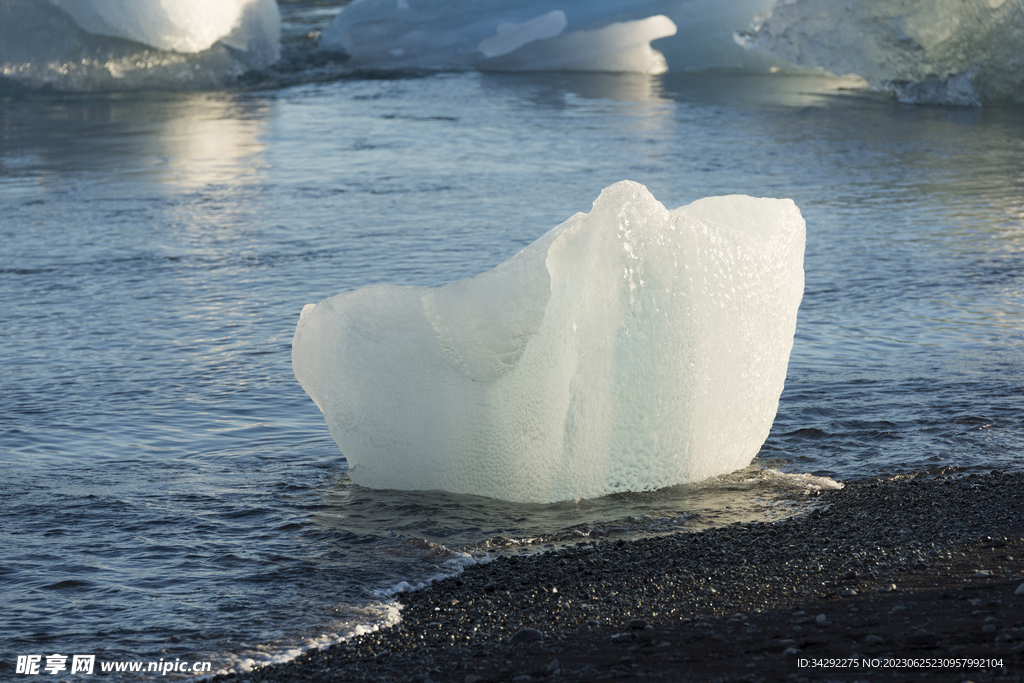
658, 69, 873, 107
0, 92, 271, 190
314, 462, 840, 557
480, 70, 675, 105
158, 96, 271, 190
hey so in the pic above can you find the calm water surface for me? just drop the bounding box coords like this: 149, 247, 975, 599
1, 45, 1022, 679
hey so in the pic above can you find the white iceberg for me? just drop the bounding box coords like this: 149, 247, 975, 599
1, 0, 280, 91
321, 0, 678, 73
48, 0, 280, 58
736, 0, 1024, 105
292, 181, 805, 504
321, 0, 786, 73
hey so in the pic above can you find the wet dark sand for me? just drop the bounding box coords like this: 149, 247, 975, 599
221, 471, 1024, 683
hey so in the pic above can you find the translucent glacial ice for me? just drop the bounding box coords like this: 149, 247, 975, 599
292, 181, 805, 504
48, 0, 279, 55
0, 0, 279, 91
320, 0, 782, 73
321, 0, 675, 73
736, 0, 1024, 105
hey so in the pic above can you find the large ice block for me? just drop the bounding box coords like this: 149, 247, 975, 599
0, 0, 279, 91
293, 181, 805, 503
321, 0, 678, 74
320, 0, 783, 73
48, 0, 280, 57
736, 0, 1024, 105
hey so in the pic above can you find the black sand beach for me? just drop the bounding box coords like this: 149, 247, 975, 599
221, 471, 1024, 683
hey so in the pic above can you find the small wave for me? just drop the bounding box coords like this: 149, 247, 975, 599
41, 579, 93, 590
184, 601, 402, 681
193, 545, 484, 679
373, 551, 490, 598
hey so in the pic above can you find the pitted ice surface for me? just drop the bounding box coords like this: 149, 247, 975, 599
292, 181, 805, 503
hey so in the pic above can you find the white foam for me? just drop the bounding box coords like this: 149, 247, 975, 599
320, 0, 785, 72
192, 601, 404, 681
749, 468, 844, 493
373, 551, 491, 597
736, 0, 1024, 105
293, 181, 805, 504
188, 549, 487, 680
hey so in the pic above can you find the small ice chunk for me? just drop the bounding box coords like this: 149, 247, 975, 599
293, 181, 805, 503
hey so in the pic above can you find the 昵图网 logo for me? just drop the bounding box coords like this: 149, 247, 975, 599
15, 654, 213, 675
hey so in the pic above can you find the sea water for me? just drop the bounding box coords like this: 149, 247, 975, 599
2, 0, 1023, 679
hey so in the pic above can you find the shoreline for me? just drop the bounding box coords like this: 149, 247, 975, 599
221, 471, 1024, 682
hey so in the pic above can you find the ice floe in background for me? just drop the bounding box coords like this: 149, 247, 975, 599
48, 0, 279, 55
318, 0, 1024, 101
736, 0, 1024, 105
292, 181, 806, 504
0, 0, 279, 91
320, 0, 783, 73
320, 0, 675, 73
7, 0, 1022, 102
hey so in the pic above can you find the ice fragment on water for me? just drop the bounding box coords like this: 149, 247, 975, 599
292, 181, 805, 503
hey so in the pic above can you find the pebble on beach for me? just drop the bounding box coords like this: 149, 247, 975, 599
223, 471, 1024, 683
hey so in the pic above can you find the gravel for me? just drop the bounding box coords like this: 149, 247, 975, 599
214, 470, 1024, 683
